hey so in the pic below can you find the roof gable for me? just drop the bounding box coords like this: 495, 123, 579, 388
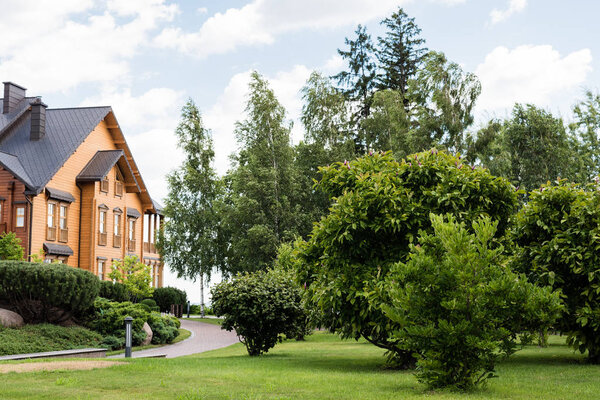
77, 150, 140, 192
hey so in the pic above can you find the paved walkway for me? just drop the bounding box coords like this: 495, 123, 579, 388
110, 320, 239, 359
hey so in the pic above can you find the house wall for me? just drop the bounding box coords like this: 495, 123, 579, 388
0, 168, 29, 255
26, 118, 163, 285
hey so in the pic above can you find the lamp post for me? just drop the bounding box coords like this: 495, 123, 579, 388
187, 301, 190, 318
124, 316, 133, 358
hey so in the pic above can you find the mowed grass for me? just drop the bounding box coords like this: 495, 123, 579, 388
0, 333, 598, 399
183, 317, 223, 326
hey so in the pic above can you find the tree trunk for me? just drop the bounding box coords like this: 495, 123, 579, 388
200, 275, 205, 318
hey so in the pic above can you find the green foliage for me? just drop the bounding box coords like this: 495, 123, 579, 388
141, 298, 160, 312
570, 90, 600, 181
0, 324, 103, 356
99, 280, 130, 302
295, 150, 517, 365
512, 180, 600, 363
88, 298, 149, 346
211, 268, 307, 356
221, 71, 301, 273
467, 104, 579, 192
147, 313, 180, 344
384, 214, 562, 389
0, 261, 99, 323
153, 286, 187, 313
158, 98, 225, 289
108, 255, 153, 302
0, 232, 24, 261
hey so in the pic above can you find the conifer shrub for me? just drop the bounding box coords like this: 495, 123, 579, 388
99, 280, 130, 302
88, 298, 149, 346
0, 261, 99, 323
153, 286, 187, 313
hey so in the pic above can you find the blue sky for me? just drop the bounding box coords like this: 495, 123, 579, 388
1, 0, 598, 300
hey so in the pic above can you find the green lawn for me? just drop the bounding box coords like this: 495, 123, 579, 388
182, 317, 223, 326
0, 333, 598, 399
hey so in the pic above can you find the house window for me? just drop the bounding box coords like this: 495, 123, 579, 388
98, 209, 107, 246
100, 178, 109, 193
115, 171, 124, 197
128, 218, 136, 251
46, 202, 56, 240
98, 259, 105, 280
59, 204, 68, 242
16, 207, 25, 228
113, 212, 122, 248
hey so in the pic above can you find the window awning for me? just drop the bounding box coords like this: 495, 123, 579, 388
43, 242, 74, 256
46, 187, 76, 203
127, 208, 141, 219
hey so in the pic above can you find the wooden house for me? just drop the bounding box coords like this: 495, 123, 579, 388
0, 82, 164, 287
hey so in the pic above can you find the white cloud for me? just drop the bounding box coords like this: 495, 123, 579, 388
0, 0, 178, 93
154, 0, 407, 58
475, 45, 593, 112
489, 0, 527, 25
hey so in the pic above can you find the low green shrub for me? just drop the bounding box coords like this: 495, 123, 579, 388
87, 298, 149, 346
0, 324, 103, 356
384, 215, 563, 390
147, 313, 179, 344
0, 261, 100, 323
99, 281, 130, 302
100, 335, 124, 351
141, 298, 160, 312
211, 268, 307, 356
153, 287, 187, 313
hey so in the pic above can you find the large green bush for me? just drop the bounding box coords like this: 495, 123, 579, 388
512, 181, 600, 363
153, 286, 187, 313
99, 281, 130, 302
87, 298, 149, 346
384, 215, 562, 389
211, 268, 306, 356
0, 261, 100, 323
0, 232, 24, 260
295, 150, 518, 366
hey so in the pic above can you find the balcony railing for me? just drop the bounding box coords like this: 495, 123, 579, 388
59, 228, 68, 243
98, 232, 107, 246
143, 242, 156, 254
113, 234, 122, 248
127, 239, 136, 252
47, 226, 56, 241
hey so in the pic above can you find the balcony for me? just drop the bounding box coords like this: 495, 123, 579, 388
113, 234, 122, 248
59, 228, 68, 243
143, 242, 156, 254
127, 239, 136, 252
47, 226, 56, 241
98, 232, 107, 246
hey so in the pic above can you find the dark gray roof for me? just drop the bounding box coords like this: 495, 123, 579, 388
76, 150, 124, 181
127, 208, 141, 218
43, 242, 74, 256
0, 105, 111, 192
152, 198, 163, 215
0, 150, 34, 188
46, 187, 76, 203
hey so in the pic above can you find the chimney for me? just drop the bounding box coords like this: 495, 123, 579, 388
2, 82, 27, 114
30, 98, 47, 141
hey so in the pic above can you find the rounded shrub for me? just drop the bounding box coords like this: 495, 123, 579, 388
99, 281, 130, 302
0, 261, 100, 323
211, 268, 306, 356
512, 180, 600, 363
152, 286, 187, 313
147, 313, 179, 344
87, 298, 149, 346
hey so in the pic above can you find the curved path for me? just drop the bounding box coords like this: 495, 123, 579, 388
110, 320, 239, 359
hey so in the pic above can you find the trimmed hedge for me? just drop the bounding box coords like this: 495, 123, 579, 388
153, 287, 187, 313
0, 261, 99, 323
99, 281, 130, 302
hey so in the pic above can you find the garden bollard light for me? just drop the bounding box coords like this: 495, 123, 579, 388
187, 301, 190, 318
124, 316, 133, 358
